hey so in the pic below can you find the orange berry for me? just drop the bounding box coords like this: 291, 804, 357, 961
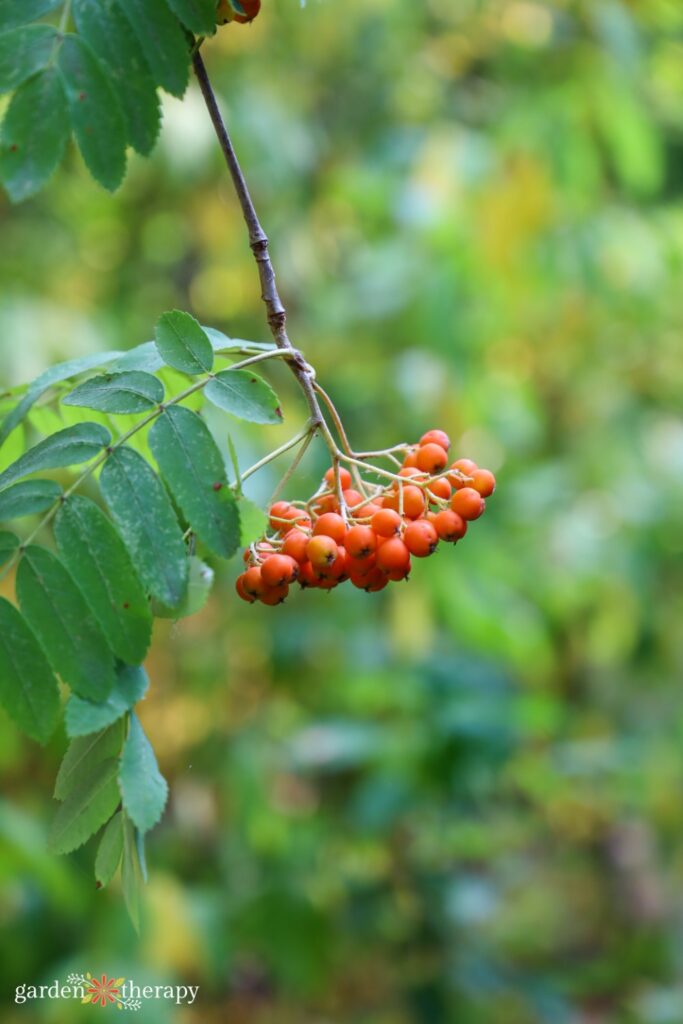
345, 525, 377, 558
450, 487, 485, 521
243, 565, 266, 599
346, 552, 376, 577
381, 491, 399, 512
416, 443, 448, 474
298, 561, 320, 588
471, 468, 496, 497
282, 529, 309, 562
425, 477, 451, 502
433, 509, 468, 542
268, 500, 293, 531
313, 512, 347, 543
324, 466, 352, 490
402, 485, 426, 519
402, 448, 418, 468
317, 545, 348, 582
403, 519, 438, 558
355, 567, 388, 592
419, 429, 450, 452
342, 488, 364, 508
376, 537, 411, 574
260, 583, 289, 606
235, 573, 256, 603
261, 554, 299, 587
306, 535, 339, 569
371, 508, 402, 537
448, 458, 478, 488
399, 466, 424, 479
386, 561, 411, 581
312, 493, 338, 515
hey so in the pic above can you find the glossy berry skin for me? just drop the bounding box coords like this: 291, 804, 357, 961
433, 509, 468, 541
416, 442, 448, 474
345, 525, 377, 558
451, 487, 485, 521
306, 535, 339, 569
260, 583, 289, 606
471, 468, 496, 497
402, 448, 419, 468
261, 554, 299, 587
298, 561, 320, 588
402, 485, 426, 519
313, 512, 347, 543
399, 466, 424, 479
346, 553, 376, 578
356, 567, 388, 592
376, 537, 411, 574
372, 508, 402, 537
317, 546, 348, 582
324, 466, 352, 490
386, 561, 411, 581
312, 494, 338, 515
403, 519, 438, 557
426, 477, 452, 502
243, 565, 266, 599
419, 429, 450, 452
236, 573, 256, 602
449, 459, 478, 488
342, 488, 364, 509
282, 529, 309, 563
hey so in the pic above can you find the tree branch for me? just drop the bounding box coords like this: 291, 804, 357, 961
192, 49, 329, 437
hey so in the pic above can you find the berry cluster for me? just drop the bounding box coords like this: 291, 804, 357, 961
235, 430, 496, 606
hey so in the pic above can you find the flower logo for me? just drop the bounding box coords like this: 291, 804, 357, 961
66, 973, 141, 1011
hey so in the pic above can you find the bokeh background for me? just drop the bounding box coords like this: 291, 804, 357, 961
2, 0, 683, 1021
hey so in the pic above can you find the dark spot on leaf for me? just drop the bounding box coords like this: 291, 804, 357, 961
275, 407, 283, 418
95, 881, 102, 890
212, 482, 223, 491
79, 92, 87, 101
123, 602, 130, 609
9, 144, 18, 152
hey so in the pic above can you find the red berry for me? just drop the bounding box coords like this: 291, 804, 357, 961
312, 512, 347, 543
425, 477, 451, 502
261, 554, 299, 587
342, 488, 364, 508
419, 429, 450, 452
433, 509, 468, 541
448, 459, 478, 488
471, 468, 496, 497
235, 573, 256, 603
386, 561, 411, 581
399, 466, 425, 479
401, 485, 426, 519
402, 448, 418, 468
346, 552, 376, 578
356, 567, 389, 592
345, 525, 377, 558
371, 508, 402, 537
282, 529, 309, 563
298, 561, 320, 588
260, 583, 289, 606
376, 537, 411, 573
306, 535, 339, 569
416, 443, 448, 474
317, 545, 348, 582
324, 466, 352, 490
450, 487, 485, 520
268, 500, 293, 531
403, 519, 438, 558
243, 565, 266, 599
312, 494, 338, 515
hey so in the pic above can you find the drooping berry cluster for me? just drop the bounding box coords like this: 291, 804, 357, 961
235, 430, 496, 605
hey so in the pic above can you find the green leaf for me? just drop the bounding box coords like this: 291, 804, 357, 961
63, 371, 164, 414
0, 24, 57, 95
0, 1, 63, 30
65, 663, 149, 737
0, 422, 110, 490
118, 712, 168, 833
238, 495, 268, 546
0, 530, 19, 565
57, 33, 127, 192
17, 546, 116, 702
54, 720, 125, 800
54, 496, 152, 664
116, 0, 190, 98
0, 350, 124, 444
149, 406, 240, 559
48, 757, 121, 854
95, 810, 124, 887
203, 327, 275, 354
0, 597, 60, 744
205, 368, 283, 425
152, 554, 213, 619
135, 826, 148, 883
72, 0, 161, 155
0, 479, 61, 520
154, 310, 214, 375
165, 0, 217, 34
0, 67, 70, 202
111, 341, 163, 374
122, 812, 143, 931
100, 446, 188, 608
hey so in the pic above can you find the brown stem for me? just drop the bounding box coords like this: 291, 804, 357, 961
192, 49, 328, 437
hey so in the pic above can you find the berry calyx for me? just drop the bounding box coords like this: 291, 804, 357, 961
371, 508, 402, 537
306, 535, 339, 569
433, 509, 467, 542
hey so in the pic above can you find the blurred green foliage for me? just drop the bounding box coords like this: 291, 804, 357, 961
2, 0, 683, 1021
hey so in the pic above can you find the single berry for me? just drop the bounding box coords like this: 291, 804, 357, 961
342, 488, 364, 508
376, 537, 411, 573
282, 529, 310, 562
260, 583, 289, 606
402, 448, 419, 468
298, 561, 320, 588
317, 545, 348, 582
451, 487, 485, 520
448, 458, 478, 488
313, 512, 347, 543
324, 466, 352, 490
371, 508, 402, 537
419, 429, 450, 452
312, 494, 339, 515
261, 554, 299, 587
236, 573, 256, 603
243, 565, 266, 599
403, 519, 438, 557
268, 500, 293, 531
426, 477, 452, 501
402, 485, 426, 519
471, 468, 496, 497
386, 561, 411, 581
306, 535, 339, 569
416, 442, 448, 474
399, 466, 425, 479
346, 552, 376, 578
359, 567, 389, 592
433, 509, 468, 541
345, 525, 377, 558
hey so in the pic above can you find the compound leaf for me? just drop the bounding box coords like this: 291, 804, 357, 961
48, 757, 121, 854
116, 0, 190, 98
63, 371, 163, 414
154, 310, 213, 375
0, 66, 70, 202
66, 663, 149, 737
0, 479, 61, 521
95, 810, 124, 886
0, 597, 60, 744
118, 712, 168, 833
54, 720, 125, 800
0, 422, 110, 490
